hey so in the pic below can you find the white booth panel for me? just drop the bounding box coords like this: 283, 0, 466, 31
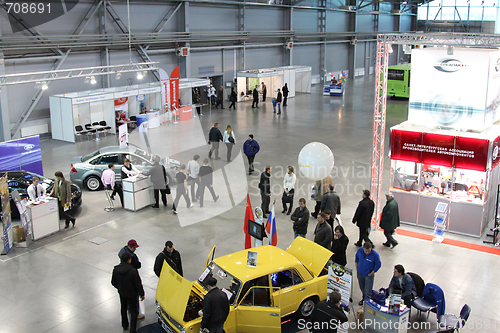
288, 70, 296, 98
237, 77, 246, 102
72, 104, 80, 126
61, 98, 75, 143
78, 103, 91, 126
129, 97, 138, 116
49, 96, 63, 141
296, 72, 312, 93
102, 100, 115, 131
261, 77, 273, 99
90, 101, 104, 123
271, 76, 284, 97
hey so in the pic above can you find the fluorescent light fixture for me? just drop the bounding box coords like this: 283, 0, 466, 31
137, 71, 144, 80
90, 76, 97, 84
41, 82, 48, 90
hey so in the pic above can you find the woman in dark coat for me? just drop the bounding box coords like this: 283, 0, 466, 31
331, 225, 349, 267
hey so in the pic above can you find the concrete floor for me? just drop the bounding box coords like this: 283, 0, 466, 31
1, 77, 499, 333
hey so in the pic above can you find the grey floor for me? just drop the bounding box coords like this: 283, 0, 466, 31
1, 77, 498, 333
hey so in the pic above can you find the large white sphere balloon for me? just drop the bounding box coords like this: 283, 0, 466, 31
298, 142, 334, 181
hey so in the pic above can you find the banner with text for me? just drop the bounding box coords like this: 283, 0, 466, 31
328, 263, 353, 333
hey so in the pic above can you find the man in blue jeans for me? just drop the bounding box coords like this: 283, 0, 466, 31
355, 242, 381, 306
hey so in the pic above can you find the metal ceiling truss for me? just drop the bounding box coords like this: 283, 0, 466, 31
381, 32, 500, 48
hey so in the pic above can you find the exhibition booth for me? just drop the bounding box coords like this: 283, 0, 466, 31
179, 77, 211, 106
236, 66, 311, 102
50, 83, 161, 143
389, 47, 500, 238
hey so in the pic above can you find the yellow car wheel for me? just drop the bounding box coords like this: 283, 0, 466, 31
299, 297, 318, 318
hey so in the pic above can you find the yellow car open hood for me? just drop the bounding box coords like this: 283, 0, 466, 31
156, 261, 192, 325
286, 237, 333, 276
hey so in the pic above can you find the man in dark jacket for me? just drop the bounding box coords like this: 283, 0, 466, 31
200, 277, 230, 333
112, 252, 145, 333
243, 134, 260, 175
259, 166, 272, 218
388, 264, 416, 306
291, 198, 309, 238
314, 212, 332, 250
310, 291, 348, 333
321, 185, 341, 220
208, 123, 223, 160
145, 157, 168, 208
215, 86, 225, 109
118, 239, 141, 269
252, 87, 259, 108
282, 83, 289, 106
198, 158, 219, 207
154, 240, 183, 277
380, 193, 400, 248
352, 189, 375, 247
275, 88, 282, 114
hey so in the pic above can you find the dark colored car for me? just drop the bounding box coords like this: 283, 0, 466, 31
0, 170, 82, 219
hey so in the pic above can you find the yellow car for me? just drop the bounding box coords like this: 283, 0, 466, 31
155, 237, 332, 333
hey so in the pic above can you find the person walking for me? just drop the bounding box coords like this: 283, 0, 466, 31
311, 175, 333, 219
216, 86, 225, 109
282, 83, 289, 106
314, 212, 332, 250
355, 242, 381, 306
331, 225, 349, 267
200, 277, 230, 333
352, 189, 375, 247
118, 239, 142, 269
275, 88, 282, 114
27, 176, 46, 201
321, 184, 341, 220
193, 89, 202, 116
208, 123, 223, 160
380, 192, 400, 248
291, 198, 309, 238
243, 134, 260, 175
223, 125, 235, 162
154, 241, 183, 277
49, 171, 76, 228
144, 157, 168, 208
111, 252, 145, 333
281, 166, 296, 215
198, 158, 220, 207
210, 85, 217, 105
261, 82, 267, 102
186, 155, 201, 203
173, 164, 193, 213
259, 166, 272, 218
309, 291, 348, 333
252, 87, 259, 108
229, 87, 237, 110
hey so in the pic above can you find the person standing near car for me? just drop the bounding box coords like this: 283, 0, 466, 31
27, 176, 46, 201
331, 225, 349, 267
314, 212, 332, 250
121, 158, 140, 180
102, 163, 123, 207
259, 166, 272, 218
154, 241, 183, 277
112, 252, 145, 333
309, 291, 348, 333
208, 123, 223, 160
355, 242, 381, 306
118, 239, 142, 270
243, 134, 260, 175
50, 171, 75, 228
200, 277, 230, 333
290, 198, 309, 238
281, 166, 296, 215
223, 125, 235, 162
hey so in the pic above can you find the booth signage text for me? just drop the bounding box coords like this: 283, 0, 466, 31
72, 93, 115, 105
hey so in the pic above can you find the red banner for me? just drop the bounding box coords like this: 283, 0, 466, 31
169, 66, 180, 110
391, 129, 490, 171
492, 136, 500, 170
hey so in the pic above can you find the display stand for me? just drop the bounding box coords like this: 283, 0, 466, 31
27, 198, 59, 240
11, 190, 33, 247
363, 299, 410, 333
122, 176, 154, 211
433, 202, 448, 243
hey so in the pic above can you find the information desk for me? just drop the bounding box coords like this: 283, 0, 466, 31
122, 176, 154, 211
26, 197, 59, 240
363, 299, 410, 333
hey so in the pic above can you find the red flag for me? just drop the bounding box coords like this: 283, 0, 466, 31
244, 194, 253, 249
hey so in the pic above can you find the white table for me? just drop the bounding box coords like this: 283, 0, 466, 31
26, 197, 59, 240
122, 176, 154, 211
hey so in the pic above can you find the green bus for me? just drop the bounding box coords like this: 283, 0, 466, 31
387, 63, 411, 98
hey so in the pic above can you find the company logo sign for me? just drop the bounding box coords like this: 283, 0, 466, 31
434, 59, 466, 73
24, 144, 35, 150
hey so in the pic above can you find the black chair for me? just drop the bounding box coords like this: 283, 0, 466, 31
408, 272, 425, 297
438, 304, 471, 331
74, 125, 88, 141
92, 121, 105, 140
99, 120, 112, 135
84, 123, 97, 139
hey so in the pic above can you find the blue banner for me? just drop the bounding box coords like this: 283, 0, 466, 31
0, 135, 43, 175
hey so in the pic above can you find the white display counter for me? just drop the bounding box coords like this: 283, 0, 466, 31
122, 176, 154, 211
26, 197, 59, 240
363, 299, 410, 333
146, 110, 161, 128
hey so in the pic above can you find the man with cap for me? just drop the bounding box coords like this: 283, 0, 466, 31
380, 192, 400, 248
200, 277, 230, 333
154, 241, 183, 277
118, 240, 141, 270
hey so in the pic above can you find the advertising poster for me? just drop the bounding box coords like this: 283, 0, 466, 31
159, 68, 170, 112
409, 48, 500, 132
328, 263, 352, 333
0, 135, 43, 175
118, 124, 128, 147
114, 97, 129, 117
169, 66, 180, 110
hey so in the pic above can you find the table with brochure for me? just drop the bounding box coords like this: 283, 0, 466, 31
26, 197, 59, 240
363, 298, 410, 333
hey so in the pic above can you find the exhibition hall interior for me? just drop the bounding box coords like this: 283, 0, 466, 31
1, 0, 500, 333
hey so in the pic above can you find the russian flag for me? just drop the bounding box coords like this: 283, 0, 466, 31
266, 204, 277, 246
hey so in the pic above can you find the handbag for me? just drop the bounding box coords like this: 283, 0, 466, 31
228, 135, 235, 144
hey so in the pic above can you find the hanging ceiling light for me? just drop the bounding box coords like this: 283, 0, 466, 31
137, 71, 144, 80
41, 82, 48, 90
116, 73, 122, 80
90, 76, 97, 84
85, 76, 91, 83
